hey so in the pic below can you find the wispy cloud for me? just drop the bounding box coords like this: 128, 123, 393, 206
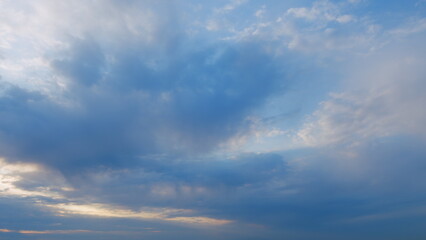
297, 40, 426, 147
0, 228, 161, 235
215, 0, 248, 14
44, 202, 232, 226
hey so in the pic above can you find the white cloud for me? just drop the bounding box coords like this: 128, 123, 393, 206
223, 0, 376, 54
348, 0, 362, 4
216, 0, 247, 14
286, 0, 354, 24
389, 18, 426, 36
0, 0, 172, 96
45, 202, 232, 225
297, 40, 426, 147
336, 14, 353, 23
255, 6, 266, 18
0, 159, 69, 199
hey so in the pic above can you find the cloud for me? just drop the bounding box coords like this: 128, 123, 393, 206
0, 157, 233, 227
1, 1, 426, 240
274, 29, 426, 238
286, 0, 355, 24
287, 1, 345, 22
44, 202, 232, 226
52, 38, 105, 87
0, 157, 77, 201
0, 152, 289, 229
221, 0, 380, 55
0, 151, 288, 228
389, 18, 426, 36
0, 0, 285, 173
0, 229, 93, 234
215, 0, 248, 14
297, 38, 426, 147
0, 1, 291, 235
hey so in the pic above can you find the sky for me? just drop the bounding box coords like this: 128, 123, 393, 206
0, 0, 426, 239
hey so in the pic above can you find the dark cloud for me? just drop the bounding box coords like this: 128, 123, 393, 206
0, 35, 285, 173
52, 38, 105, 87
31, 134, 424, 240
69, 153, 287, 207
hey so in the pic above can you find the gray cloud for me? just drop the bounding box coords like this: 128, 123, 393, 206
0, 35, 285, 174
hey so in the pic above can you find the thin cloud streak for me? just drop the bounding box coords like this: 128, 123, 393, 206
0, 228, 161, 235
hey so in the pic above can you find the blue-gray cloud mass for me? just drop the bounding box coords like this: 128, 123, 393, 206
1, 38, 284, 172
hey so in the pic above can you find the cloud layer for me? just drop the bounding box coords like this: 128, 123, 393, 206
1, 0, 426, 240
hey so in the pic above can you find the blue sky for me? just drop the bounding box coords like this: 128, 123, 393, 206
0, 0, 426, 239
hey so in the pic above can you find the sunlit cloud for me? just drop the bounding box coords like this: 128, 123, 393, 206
0, 158, 66, 199
1, 228, 91, 234
1, 158, 232, 227
18, 230, 92, 234
0, 228, 161, 235
44, 202, 232, 226
166, 217, 232, 225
